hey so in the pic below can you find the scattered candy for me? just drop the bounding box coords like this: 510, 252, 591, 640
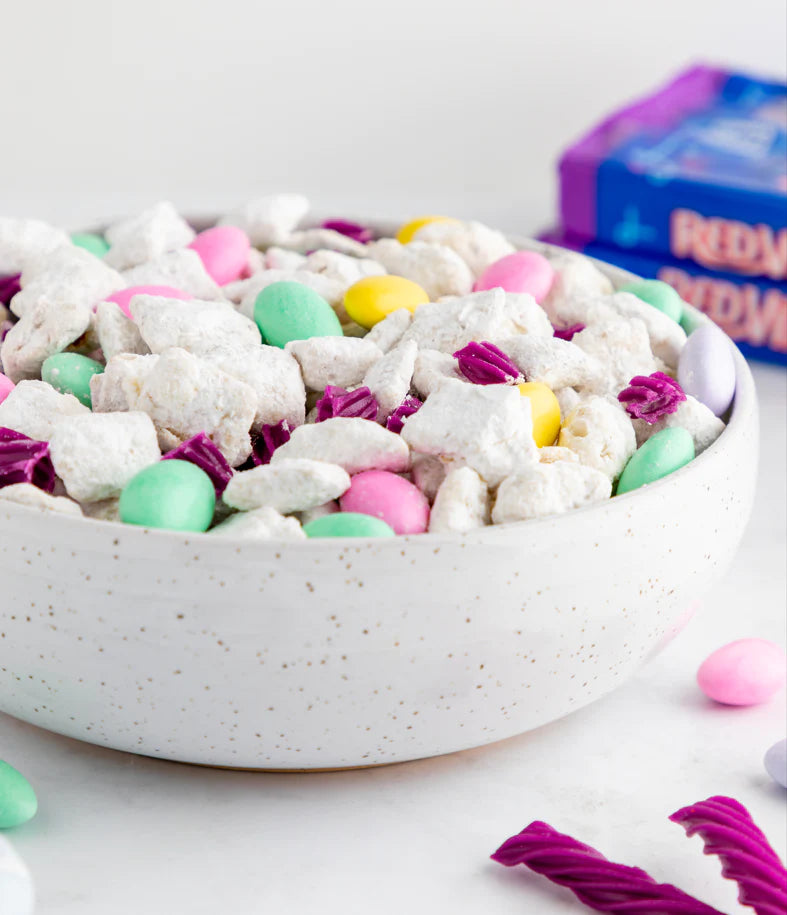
0, 761, 37, 829
0, 428, 55, 492
343, 275, 429, 329
303, 511, 395, 538
40, 353, 104, 408
315, 386, 379, 422
250, 421, 292, 466
473, 250, 554, 302
254, 280, 343, 347
395, 215, 455, 245
70, 232, 110, 258
189, 225, 250, 285
764, 740, 787, 789
339, 470, 430, 534
616, 427, 695, 495
386, 395, 422, 434
454, 341, 521, 385
518, 382, 561, 447
678, 324, 737, 418
618, 371, 687, 423
697, 639, 787, 706
104, 284, 191, 319
319, 219, 373, 244
620, 279, 684, 324
553, 322, 585, 341
119, 459, 216, 532
161, 431, 233, 497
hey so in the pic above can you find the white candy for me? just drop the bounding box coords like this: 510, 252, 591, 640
0, 217, 70, 275
121, 249, 222, 300
411, 453, 447, 502
558, 396, 636, 481
129, 295, 261, 355
281, 228, 368, 258
364, 307, 412, 353
91, 353, 159, 413
362, 340, 417, 420
94, 301, 150, 359
0, 299, 92, 382
135, 348, 256, 465
573, 318, 658, 392
104, 201, 195, 270
236, 269, 343, 318
539, 445, 580, 464
428, 466, 490, 533
411, 348, 466, 398
0, 833, 35, 915
401, 380, 538, 486
402, 289, 552, 354
632, 395, 725, 455
542, 249, 614, 321
0, 380, 89, 440
49, 411, 161, 502
209, 506, 306, 541
496, 335, 606, 392
413, 219, 515, 276
492, 462, 611, 524
366, 238, 473, 299
0, 482, 82, 517
286, 336, 382, 391
303, 249, 385, 288
272, 417, 410, 474
223, 458, 350, 514
219, 194, 309, 247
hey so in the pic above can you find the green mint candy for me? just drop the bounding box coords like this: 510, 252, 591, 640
619, 280, 684, 324
304, 512, 395, 539
41, 353, 104, 407
119, 460, 216, 532
0, 760, 38, 829
616, 427, 695, 495
254, 281, 343, 348
71, 232, 110, 258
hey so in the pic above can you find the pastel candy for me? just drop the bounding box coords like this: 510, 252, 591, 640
70, 232, 110, 258
254, 281, 343, 348
119, 459, 216, 532
678, 323, 736, 417
41, 353, 104, 407
616, 427, 694, 494
518, 382, 561, 447
0, 374, 13, 406
0, 760, 37, 829
619, 279, 684, 323
343, 275, 429, 329
303, 512, 395, 538
697, 639, 787, 706
396, 215, 455, 245
764, 739, 787, 788
339, 470, 430, 534
474, 251, 555, 303
189, 225, 251, 286
104, 284, 191, 319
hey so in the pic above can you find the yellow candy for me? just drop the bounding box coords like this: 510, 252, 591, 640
395, 215, 456, 245
517, 382, 561, 447
343, 275, 429, 329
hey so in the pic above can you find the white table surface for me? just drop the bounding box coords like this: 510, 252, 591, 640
1, 366, 785, 915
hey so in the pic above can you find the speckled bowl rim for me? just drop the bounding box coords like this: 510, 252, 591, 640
0, 229, 757, 546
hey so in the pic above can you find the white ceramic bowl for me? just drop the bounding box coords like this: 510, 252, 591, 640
0, 237, 758, 769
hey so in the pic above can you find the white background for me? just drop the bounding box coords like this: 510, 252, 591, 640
1, 2, 786, 913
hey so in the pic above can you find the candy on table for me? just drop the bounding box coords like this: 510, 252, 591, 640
315, 386, 379, 422
343, 275, 429, 329
254, 280, 343, 347
616, 427, 695, 495
0, 760, 37, 829
339, 470, 430, 535
697, 639, 787, 706
40, 352, 104, 407
303, 511, 395, 538
620, 279, 684, 324
473, 250, 555, 303
160, 431, 233, 498
618, 371, 687, 423
103, 284, 191, 320
0, 427, 55, 493
70, 231, 110, 258
764, 740, 787, 788
0, 834, 34, 915
678, 323, 737, 418
188, 225, 251, 286
119, 459, 216, 532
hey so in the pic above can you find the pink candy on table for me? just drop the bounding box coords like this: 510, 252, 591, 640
473, 251, 555, 303
0, 373, 14, 405
697, 638, 787, 706
103, 285, 192, 319
340, 470, 430, 535
189, 225, 251, 286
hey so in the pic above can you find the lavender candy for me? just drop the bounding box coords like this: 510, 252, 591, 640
386, 396, 422, 434
618, 371, 687, 424
250, 420, 293, 466
553, 323, 585, 342
0, 274, 21, 306
0, 427, 56, 493
318, 220, 373, 245
161, 432, 233, 497
315, 386, 379, 422
453, 341, 522, 385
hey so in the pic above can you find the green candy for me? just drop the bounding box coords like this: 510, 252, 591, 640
619, 280, 684, 324
254, 281, 343, 348
41, 352, 104, 407
616, 427, 695, 495
304, 512, 395, 539
119, 460, 216, 532
71, 232, 110, 258
0, 760, 38, 829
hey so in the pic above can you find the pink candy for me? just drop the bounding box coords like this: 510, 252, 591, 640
473, 251, 555, 302
0, 373, 14, 405
104, 285, 191, 319
340, 470, 430, 535
189, 225, 251, 286
697, 638, 787, 706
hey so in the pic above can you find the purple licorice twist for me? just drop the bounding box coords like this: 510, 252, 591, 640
316, 386, 379, 422
318, 219, 373, 244
250, 420, 292, 466
386, 396, 422, 434
161, 432, 233, 497
618, 371, 687, 423
453, 341, 522, 385
554, 323, 585, 341
0, 427, 56, 493
670, 796, 787, 915
0, 273, 21, 306
491, 820, 726, 915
